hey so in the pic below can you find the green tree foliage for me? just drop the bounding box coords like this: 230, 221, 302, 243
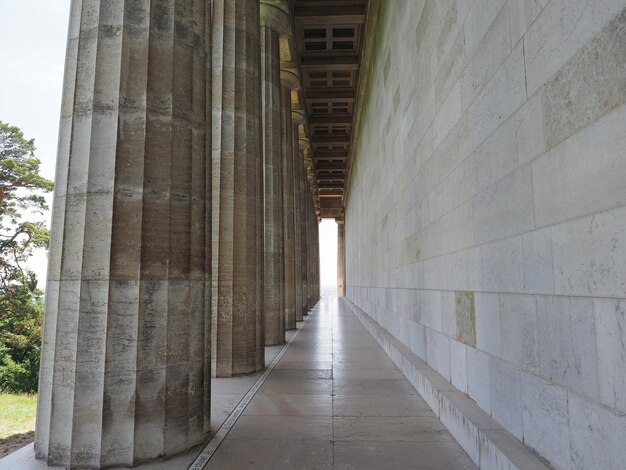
0, 121, 53, 393
0, 277, 44, 393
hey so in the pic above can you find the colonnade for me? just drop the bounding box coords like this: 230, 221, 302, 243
35, 1, 320, 467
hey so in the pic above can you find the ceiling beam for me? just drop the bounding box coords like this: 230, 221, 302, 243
294, 4, 365, 17
301, 55, 359, 68
317, 174, 345, 180
306, 89, 355, 100
313, 152, 348, 160
311, 134, 350, 143
315, 163, 347, 171
308, 115, 353, 125
318, 182, 344, 188
295, 12, 364, 25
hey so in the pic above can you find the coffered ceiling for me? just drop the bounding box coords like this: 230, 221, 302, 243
291, 0, 367, 219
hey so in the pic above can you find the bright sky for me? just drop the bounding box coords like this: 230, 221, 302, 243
0, 1, 338, 291
0, 0, 71, 286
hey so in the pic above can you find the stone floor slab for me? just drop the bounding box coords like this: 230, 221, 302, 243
228, 415, 333, 441
244, 393, 333, 416
334, 441, 477, 470
206, 439, 333, 470
333, 416, 453, 442
333, 394, 435, 417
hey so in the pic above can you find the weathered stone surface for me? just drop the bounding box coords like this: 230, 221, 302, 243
260, 4, 287, 346
344, 2, 626, 465
473, 293, 501, 357
522, 228, 554, 295
472, 165, 533, 245
36, 1, 212, 466
449, 339, 467, 393
551, 204, 626, 298
454, 291, 475, 347
542, 6, 626, 150
521, 372, 570, 469
515, 90, 546, 166
594, 298, 626, 414
466, 348, 490, 414
533, 104, 626, 229
499, 294, 540, 373
211, 0, 264, 377
537, 296, 599, 399
568, 392, 626, 469
524, 0, 626, 96
489, 358, 523, 441
426, 329, 450, 381
481, 236, 524, 292
281, 85, 296, 330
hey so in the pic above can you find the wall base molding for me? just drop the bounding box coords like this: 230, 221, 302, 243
342, 297, 552, 470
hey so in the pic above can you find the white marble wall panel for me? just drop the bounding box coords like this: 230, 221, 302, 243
472, 166, 533, 245
533, 104, 626, 228
499, 294, 540, 374
521, 228, 554, 295
568, 393, 626, 469
537, 296, 599, 399
426, 328, 451, 381
474, 293, 501, 357
552, 205, 626, 297
515, 91, 546, 167
523, 0, 625, 95
521, 372, 570, 469
449, 339, 468, 393
489, 358, 523, 440
594, 298, 626, 413
467, 347, 491, 414
481, 236, 525, 292
344, 1, 626, 465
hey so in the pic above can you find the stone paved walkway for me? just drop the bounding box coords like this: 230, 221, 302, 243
205, 293, 476, 469
1, 292, 475, 470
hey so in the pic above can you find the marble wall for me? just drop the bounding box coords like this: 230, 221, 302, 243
345, 1, 626, 468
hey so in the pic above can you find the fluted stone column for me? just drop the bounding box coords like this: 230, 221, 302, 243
281, 73, 299, 330
292, 110, 306, 321
35, 1, 212, 467
304, 174, 320, 308
211, 0, 264, 377
296, 138, 310, 319
260, 2, 289, 345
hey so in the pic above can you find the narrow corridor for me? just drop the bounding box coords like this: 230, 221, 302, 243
204, 293, 476, 469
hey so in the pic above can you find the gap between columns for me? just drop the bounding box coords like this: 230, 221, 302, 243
188, 306, 317, 470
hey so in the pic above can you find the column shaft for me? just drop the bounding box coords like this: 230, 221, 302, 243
293, 132, 303, 320
282, 88, 296, 330
307, 191, 315, 308
35, 1, 211, 466
211, 0, 264, 377
298, 148, 308, 318
260, 8, 286, 345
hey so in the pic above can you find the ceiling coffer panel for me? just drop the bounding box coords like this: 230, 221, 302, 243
292, 0, 367, 219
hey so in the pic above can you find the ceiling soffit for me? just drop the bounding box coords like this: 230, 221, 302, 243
291, 0, 367, 220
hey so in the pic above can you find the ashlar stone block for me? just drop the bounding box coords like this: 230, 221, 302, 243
594, 298, 626, 414
537, 296, 599, 399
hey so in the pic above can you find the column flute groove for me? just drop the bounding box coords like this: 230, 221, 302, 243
260, 2, 289, 345
35, 0, 212, 467
211, 0, 264, 377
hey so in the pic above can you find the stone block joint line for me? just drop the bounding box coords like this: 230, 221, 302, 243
188, 307, 316, 470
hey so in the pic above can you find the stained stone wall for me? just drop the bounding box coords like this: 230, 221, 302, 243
344, 1, 626, 469
36, 1, 212, 466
